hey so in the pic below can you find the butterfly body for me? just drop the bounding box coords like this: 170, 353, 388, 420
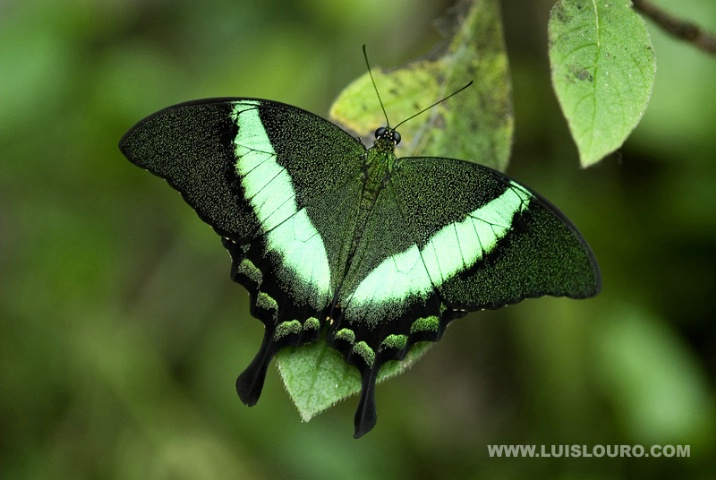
120, 97, 600, 438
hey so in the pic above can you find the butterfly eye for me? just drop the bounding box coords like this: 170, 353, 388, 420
392, 131, 401, 145
374, 127, 386, 139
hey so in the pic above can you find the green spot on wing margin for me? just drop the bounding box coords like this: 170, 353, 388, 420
238, 258, 263, 285
274, 320, 302, 340
380, 334, 408, 351
410, 316, 440, 334
353, 341, 375, 367
256, 292, 278, 314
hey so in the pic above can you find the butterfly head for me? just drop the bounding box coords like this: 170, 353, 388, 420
374, 126, 401, 146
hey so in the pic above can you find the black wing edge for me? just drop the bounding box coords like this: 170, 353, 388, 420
118, 96, 364, 157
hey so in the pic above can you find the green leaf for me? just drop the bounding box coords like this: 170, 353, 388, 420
276, 341, 432, 422
329, 0, 513, 171
277, 0, 513, 422
548, 0, 656, 167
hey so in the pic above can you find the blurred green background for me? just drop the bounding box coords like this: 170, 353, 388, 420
1, 0, 715, 478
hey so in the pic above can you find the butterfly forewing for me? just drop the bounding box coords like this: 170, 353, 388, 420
120, 99, 368, 403
119, 100, 257, 239
391, 157, 601, 309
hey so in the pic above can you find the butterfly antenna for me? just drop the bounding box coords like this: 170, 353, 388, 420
393, 80, 474, 130
363, 45, 391, 127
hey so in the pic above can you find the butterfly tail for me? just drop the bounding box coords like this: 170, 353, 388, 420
353, 366, 379, 438
236, 326, 277, 406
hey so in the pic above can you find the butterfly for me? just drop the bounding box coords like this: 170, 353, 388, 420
119, 74, 600, 438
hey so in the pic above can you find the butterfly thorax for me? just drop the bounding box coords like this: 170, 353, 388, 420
340, 128, 399, 276
362, 125, 400, 193
364, 132, 397, 187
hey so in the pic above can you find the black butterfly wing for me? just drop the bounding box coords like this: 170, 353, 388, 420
120, 98, 367, 405
327, 155, 600, 437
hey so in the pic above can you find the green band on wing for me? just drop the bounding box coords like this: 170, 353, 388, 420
231, 101, 332, 307
348, 184, 531, 309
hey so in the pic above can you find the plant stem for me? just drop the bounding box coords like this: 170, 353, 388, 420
632, 0, 716, 56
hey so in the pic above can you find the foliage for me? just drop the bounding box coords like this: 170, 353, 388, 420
549, 0, 656, 167
1, 0, 715, 479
